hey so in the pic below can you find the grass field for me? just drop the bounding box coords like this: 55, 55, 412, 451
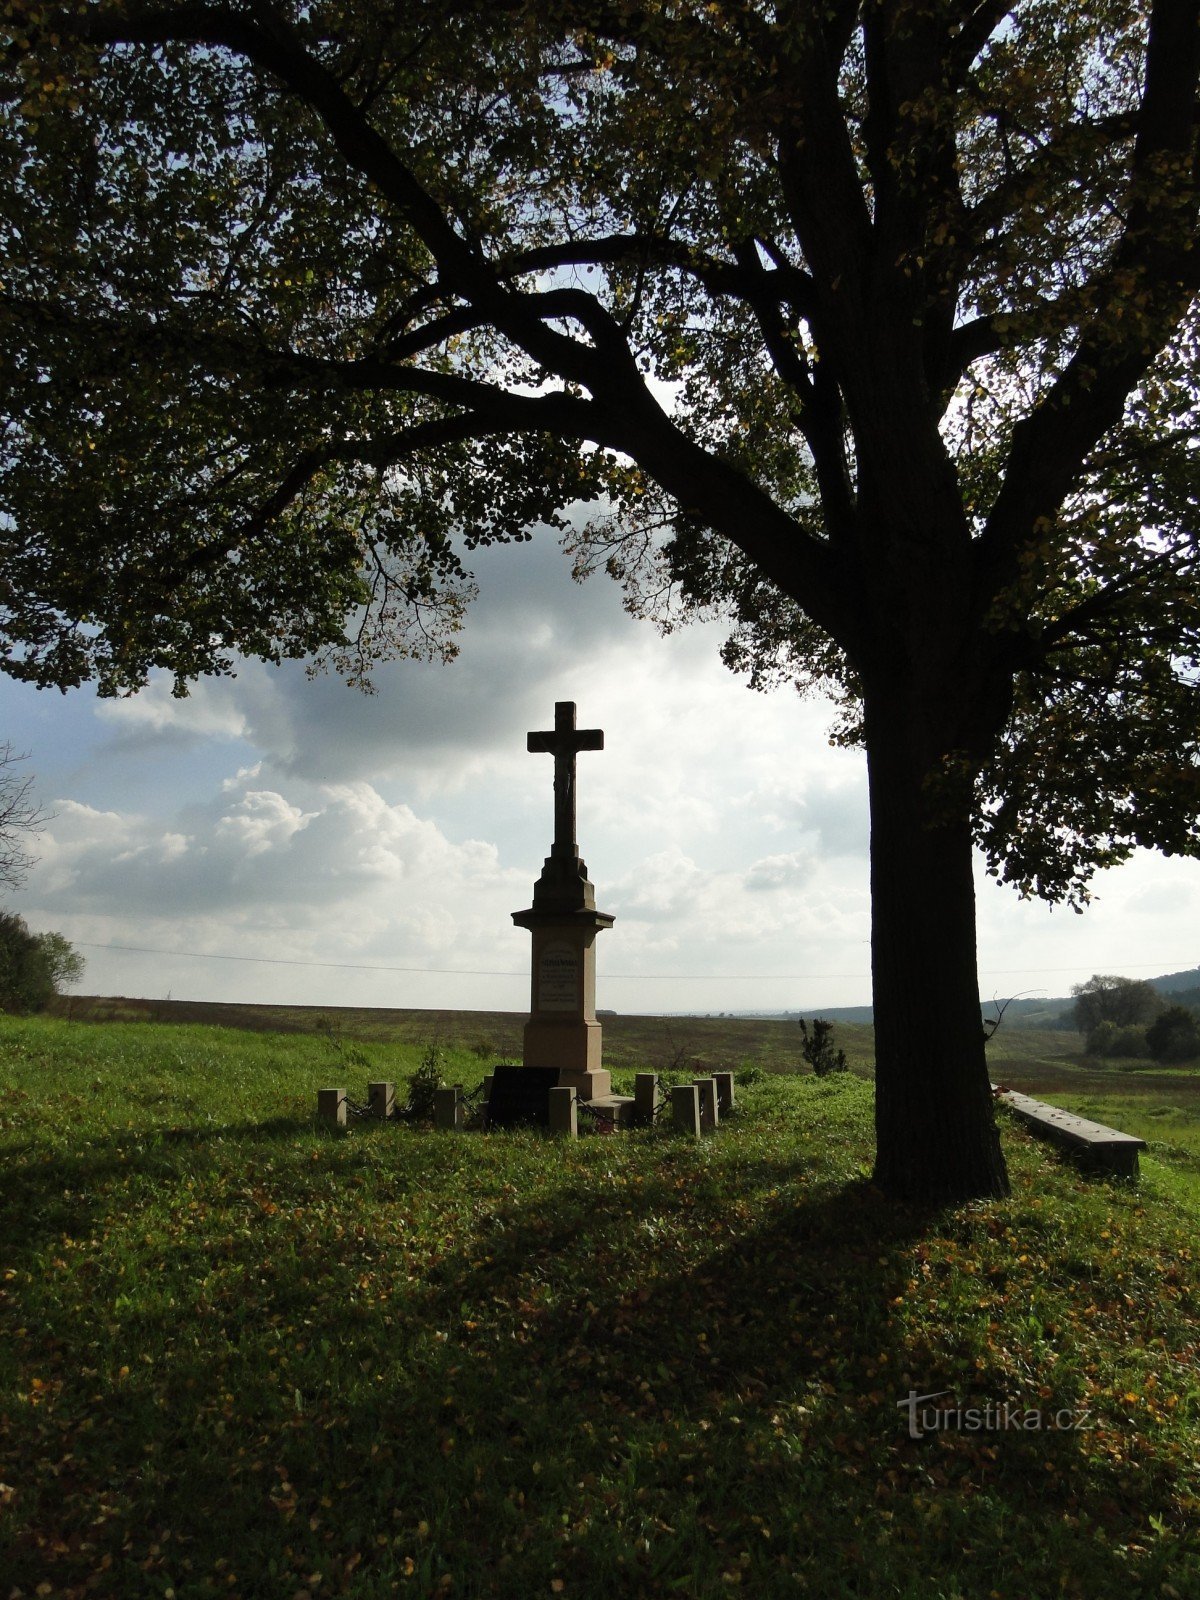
3, 1007, 1198, 1599
51, 995, 858, 1076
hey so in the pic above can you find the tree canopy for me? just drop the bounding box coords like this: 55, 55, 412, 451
0, 910, 82, 1012
3, 0, 1199, 1199
3, 1, 1196, 898
1070, 971, 1161, 1035
1146, 1003, 1200, 1060
36, 928, 85, 994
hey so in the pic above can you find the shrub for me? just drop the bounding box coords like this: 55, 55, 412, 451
1113, 1025, 1143, 1056
1085, 1020, 1148, 1058
798, 1017, 849, 1076
398, 1043, 444, 1122
1145, 1006, 1200, 1064
1110, 1025, 1148, 1056
1086, 1020, 1117, 1056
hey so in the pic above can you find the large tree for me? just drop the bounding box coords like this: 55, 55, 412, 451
1070, 972, 1161, 1035
3, 1, 1199, 1201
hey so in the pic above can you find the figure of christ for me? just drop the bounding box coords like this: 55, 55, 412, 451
526, 701, 603, 857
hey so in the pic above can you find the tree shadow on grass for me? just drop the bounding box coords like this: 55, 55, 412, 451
0, 1114, 339, 1266
342, 1164, 1193, 1597
3, 1125, 1195, 1599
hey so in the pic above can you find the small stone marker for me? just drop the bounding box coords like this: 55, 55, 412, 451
368, 1081, 395, 1120
695, 1078, 720, 1130
633, 1072, 659, 1128
549, 1085, 578, 1139
317, 1087, 346, 1128
712, 1072, 735, 1117
434, 1086, 464, 1131
672, 1083, 701, 1138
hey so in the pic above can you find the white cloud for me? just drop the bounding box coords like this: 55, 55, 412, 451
29, 774, 522, 927
748, 766, 870, 856
744, 852, 817, 892
216, 790, 312, 857
22, 770, 539, 1008
609, 849, 709, 923
221, 763, 263, 791
974, 850, 1200, 1000
94, 675, 250, 743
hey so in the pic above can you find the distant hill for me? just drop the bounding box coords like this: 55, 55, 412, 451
775, 965, 1200, 1029
1167, 989, 1200, 1013
775, 998, 1074, 1028
777, 1006, 875, 1026
1151, 966, 1200, 995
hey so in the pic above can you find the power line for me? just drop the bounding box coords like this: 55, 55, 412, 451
77, 939, 865, 980
79, 942, 526, 978
74, 940, 1196, 983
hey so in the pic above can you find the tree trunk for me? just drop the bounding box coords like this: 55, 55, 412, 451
864, 674, 1010, 1205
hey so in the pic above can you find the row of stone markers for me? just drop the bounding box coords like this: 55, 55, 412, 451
316, 1081, 398, 1125
437, 1069, 734, 1137
316, 1069, 735, 1137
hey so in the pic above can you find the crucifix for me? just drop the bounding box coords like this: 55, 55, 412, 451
527, 701, 604, 858
513, 698, 615, 1098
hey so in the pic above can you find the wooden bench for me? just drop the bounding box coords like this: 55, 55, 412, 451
993, 1087, 1146, 1177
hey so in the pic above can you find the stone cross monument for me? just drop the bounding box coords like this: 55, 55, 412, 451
512, 701, 615, 1101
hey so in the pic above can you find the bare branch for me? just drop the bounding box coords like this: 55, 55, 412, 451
0, 744, 49, 893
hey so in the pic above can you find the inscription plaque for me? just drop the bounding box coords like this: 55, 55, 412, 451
538, 941, 580, 1013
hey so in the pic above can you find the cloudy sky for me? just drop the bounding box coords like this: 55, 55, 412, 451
3, 527, 1198, 1016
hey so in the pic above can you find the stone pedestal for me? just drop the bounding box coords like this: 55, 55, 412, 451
434, 1086, 464, 1130
368, 1081, 395, 1120
672, 1083, 701, 1138
549, 1085, 579, 1138
317, 1087, 346, 1128
512, 847, 614, 1101
633, 1073, 659, 1128
695, 1077, 720, 1130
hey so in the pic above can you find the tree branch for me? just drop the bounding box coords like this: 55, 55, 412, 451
773, 23, 873, 295
488, 234, 816, 317
1033, 549, 1199, 661
72, 3, 635, 398
368, 230, 785, 359
953, 0, 1023, 73
173, 411, 530, 581
945, 283, 1100, 386
730, 238, 856, 540
962, 111, 1141, 248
